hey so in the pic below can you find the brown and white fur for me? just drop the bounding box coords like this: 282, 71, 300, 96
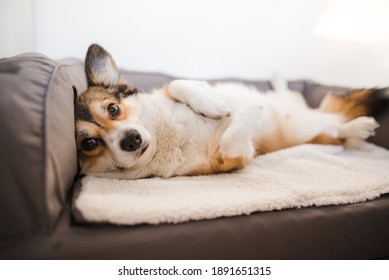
75, 44, 388, 180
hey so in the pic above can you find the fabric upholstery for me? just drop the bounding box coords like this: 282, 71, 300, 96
0, 53, 78, 237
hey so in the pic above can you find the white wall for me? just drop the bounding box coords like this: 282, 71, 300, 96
4, 0, 389, 87
0, 0, 34, 57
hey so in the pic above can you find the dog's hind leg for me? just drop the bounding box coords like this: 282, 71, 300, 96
308, 116, 379, 147
270, 73, 307, 107
271, 72, 289, 93
338, 116, 379, 147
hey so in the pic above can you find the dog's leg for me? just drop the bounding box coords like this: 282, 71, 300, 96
338, 116, 379, 140
271, 72, 289, 93
166, 80, 231, 119
220, 105, 264, 159
270, 73, 307, 107
308, 116, 379, 146
188, 105, 263, 176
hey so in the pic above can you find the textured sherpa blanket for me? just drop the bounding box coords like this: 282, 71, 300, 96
73, 143, 389, 225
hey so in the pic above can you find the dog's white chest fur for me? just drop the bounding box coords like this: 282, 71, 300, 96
119, 93, 228, 179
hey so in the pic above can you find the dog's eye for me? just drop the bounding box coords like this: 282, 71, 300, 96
81, 138, 99, 151
107, 103, 120, 119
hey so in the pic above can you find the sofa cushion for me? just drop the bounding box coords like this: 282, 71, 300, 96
0, 53, 78, 237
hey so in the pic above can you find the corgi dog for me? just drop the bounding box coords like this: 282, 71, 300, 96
75, 44, 388, 180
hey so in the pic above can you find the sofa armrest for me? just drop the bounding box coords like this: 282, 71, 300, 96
0, 53, 78, 237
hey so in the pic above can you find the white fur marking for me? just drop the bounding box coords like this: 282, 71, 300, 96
220, 105, 263, 158
168, 80, 231, 119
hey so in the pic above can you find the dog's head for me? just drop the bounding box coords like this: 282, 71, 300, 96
75, 44, 152, 175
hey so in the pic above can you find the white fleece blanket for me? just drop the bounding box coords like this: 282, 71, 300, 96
73, 143, 389, 225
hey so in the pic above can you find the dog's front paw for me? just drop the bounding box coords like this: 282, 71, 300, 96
339, 116, 379, 140
220, 139, 255, 159
191, 97, 231, 119
219, 105, 263, 158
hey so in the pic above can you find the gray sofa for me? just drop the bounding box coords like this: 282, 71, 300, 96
0, 53, 388, 259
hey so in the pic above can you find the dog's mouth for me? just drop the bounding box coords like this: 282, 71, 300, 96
115, 143, 150, 172
138, 143, 149, 157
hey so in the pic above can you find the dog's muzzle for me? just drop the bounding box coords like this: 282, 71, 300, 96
120, 130, 142, 152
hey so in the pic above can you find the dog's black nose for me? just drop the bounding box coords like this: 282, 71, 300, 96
120, 130, 142, 152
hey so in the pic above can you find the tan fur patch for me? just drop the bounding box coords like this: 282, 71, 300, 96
189, 152, 247, 176
75, 120, 107, 156
89, 99, 129, 131
161, 85, 170, 97
79, 148, 115, 174
307, 133, 344, 146
319, 89, 373, 121
162, 84, 179, 102
255, 133, 298, 155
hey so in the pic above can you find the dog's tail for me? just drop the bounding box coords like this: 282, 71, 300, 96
319, 87, 389, 121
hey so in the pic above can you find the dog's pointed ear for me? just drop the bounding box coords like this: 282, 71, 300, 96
85, 44, 126, 87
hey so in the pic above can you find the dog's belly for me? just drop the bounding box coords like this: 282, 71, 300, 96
154, 105, 231, 177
